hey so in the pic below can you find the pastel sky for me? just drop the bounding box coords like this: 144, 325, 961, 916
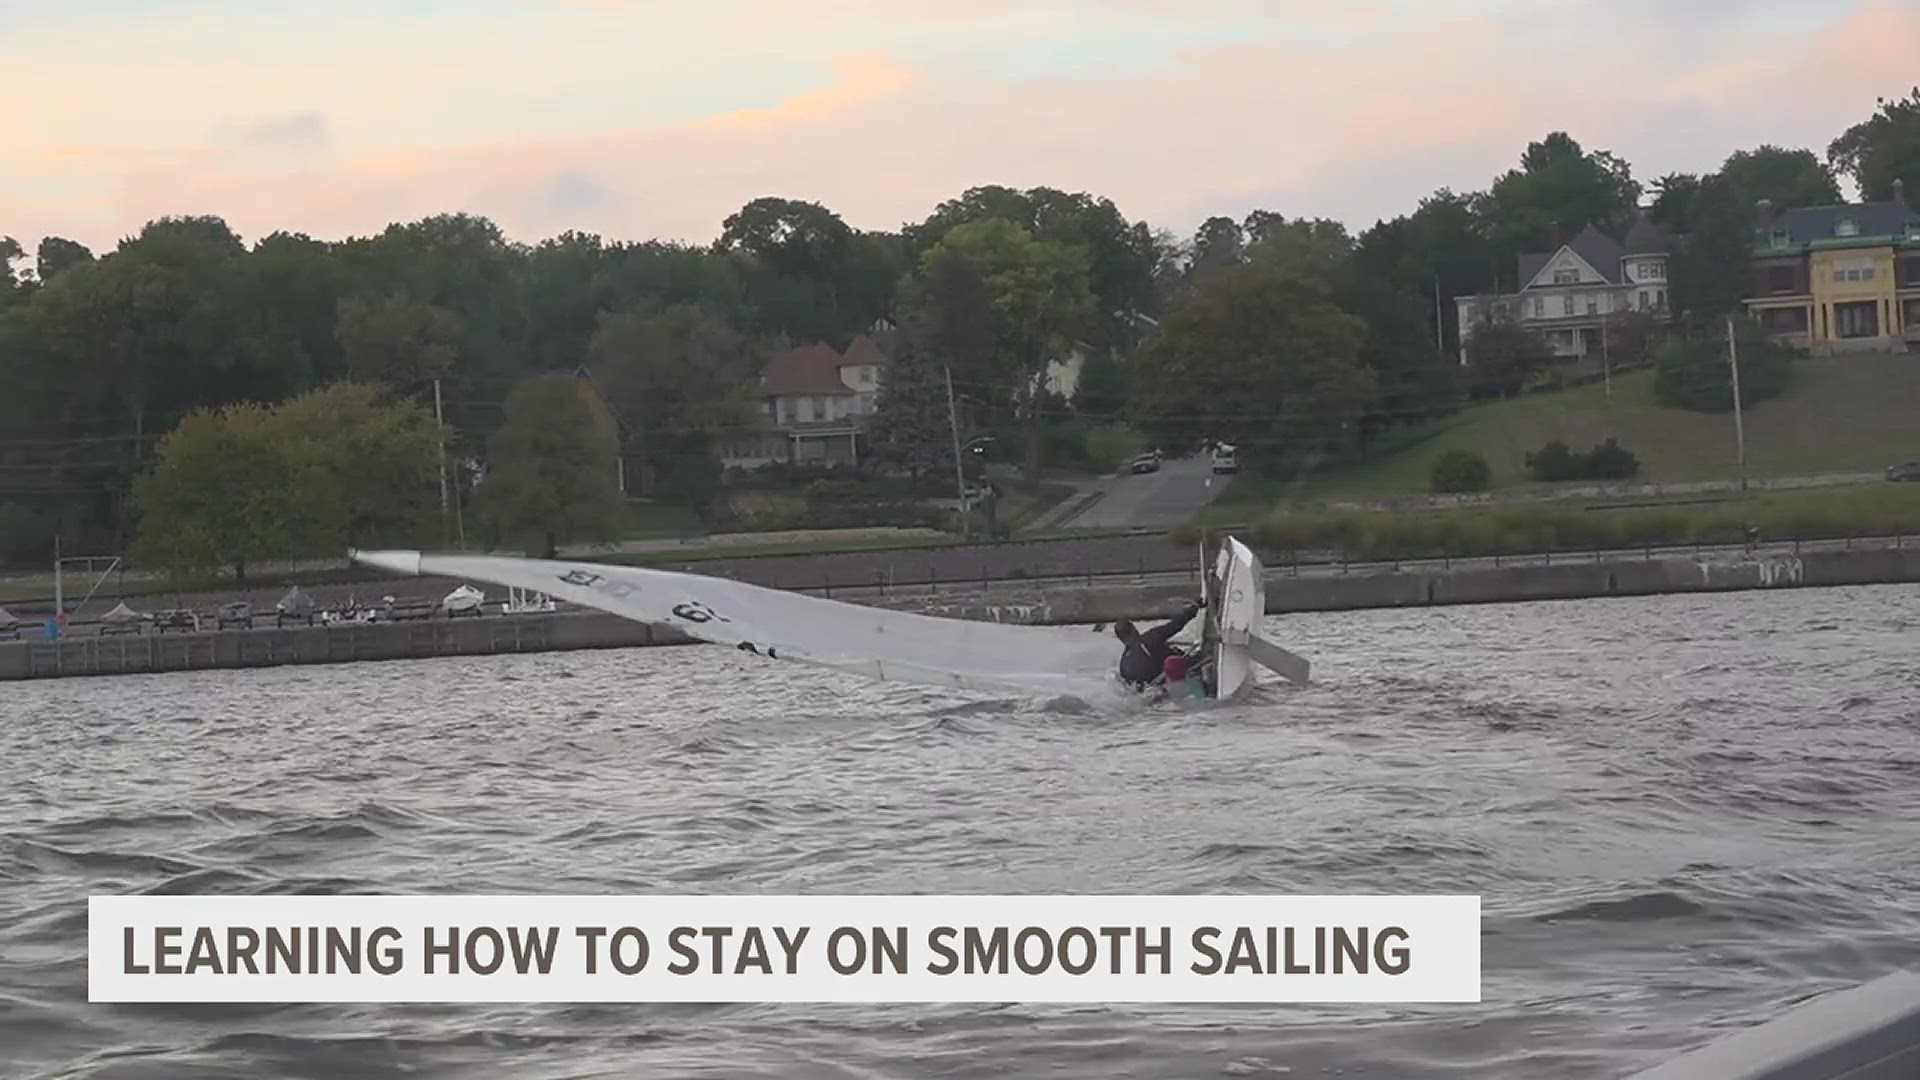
4, 0, 1917, 256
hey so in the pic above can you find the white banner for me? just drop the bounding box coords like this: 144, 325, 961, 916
89, 894, 1481, 1003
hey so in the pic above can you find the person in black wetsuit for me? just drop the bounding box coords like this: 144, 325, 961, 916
1114, 599, 1204, 688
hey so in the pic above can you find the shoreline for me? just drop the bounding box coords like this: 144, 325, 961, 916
5, 545, 1917, 682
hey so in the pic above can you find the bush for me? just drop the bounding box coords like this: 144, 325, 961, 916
1583, 438, 1640, 480
1430, 450, 1492, 493
1653, 322, 1798, 412
1524, 440, 1581, 482
1525, 438, 1641, 482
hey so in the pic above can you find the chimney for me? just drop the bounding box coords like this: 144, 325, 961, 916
1756, 198, 1774, 227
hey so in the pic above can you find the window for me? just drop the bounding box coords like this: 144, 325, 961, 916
1759, 307, 1809, 333
777, 399, 792, 425
1562, 295, 1574, 316
1533, 297, 1544, 318
798, 396, 815, 422
1834, 300, 1879, 338
1648, 260, 1665, 280
1554, 269, 1578, 285
1638, 290, 1649, 310
1862, 267, 1876, 280
1835, 218, 1859, 237
1585, 296, 1598, 315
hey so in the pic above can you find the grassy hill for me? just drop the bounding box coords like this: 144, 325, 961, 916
1221, 352, 1920, 510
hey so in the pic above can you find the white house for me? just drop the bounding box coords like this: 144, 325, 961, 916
1455, 215, 1674, 362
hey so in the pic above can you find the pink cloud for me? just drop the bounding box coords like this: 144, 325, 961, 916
15, 1, 1920, 253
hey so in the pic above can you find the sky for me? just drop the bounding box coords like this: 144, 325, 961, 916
3, 0, 1917, 257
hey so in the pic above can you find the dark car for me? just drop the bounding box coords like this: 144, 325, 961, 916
1127, 452, 1161, 475
1888, 462, 1920, 481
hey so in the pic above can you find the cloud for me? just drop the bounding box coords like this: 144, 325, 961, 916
5, 0, 1916, 253
232, 111, 333, 151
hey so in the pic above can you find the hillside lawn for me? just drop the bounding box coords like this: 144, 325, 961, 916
1207, 351, 1920, 513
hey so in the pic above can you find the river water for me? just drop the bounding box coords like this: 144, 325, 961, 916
3, 584, 1917, 1079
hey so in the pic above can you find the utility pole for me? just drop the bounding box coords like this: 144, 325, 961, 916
943, 364, 970, 540
432, 377, 451, 542
52, 534, 61, 620
1601, 313, 1611, 397
1726, 316, 1747, 492
1433, 274, 1445, 362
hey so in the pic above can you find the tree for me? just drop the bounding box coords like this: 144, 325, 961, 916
1667, 174, 1754, 324
335, 295, 460, 390
1128, 261, 1375, 468
717, 197, 896, 342
910, 218, 1097, 478
474, 376, 626, 557
909, 185, 1160, 349
35, 237, 94, 282
1072, 349, 1128, 419
1654, 319, 1798, 413
866, 322, 962, 477
273, 381, 445, 547
1462, 315, 1553, 399
1718, 146, 1842, 211
586, 302, 772, 520
1828, 88, 1920, 206
132, 403, 325, 583
1475, 132, 1643, 260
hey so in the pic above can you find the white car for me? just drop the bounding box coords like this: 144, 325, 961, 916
1210, 443, 1239, 474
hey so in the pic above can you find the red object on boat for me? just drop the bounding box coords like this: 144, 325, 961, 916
1163, 654, 1189, 682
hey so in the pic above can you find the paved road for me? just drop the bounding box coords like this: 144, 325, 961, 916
1051, 454, 1231, 529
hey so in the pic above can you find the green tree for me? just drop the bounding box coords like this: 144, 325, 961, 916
866, 321, 963, 477
273, 381, 445, 548
1828, 88, 1920, 206
718, 197, 897, 342
1462, 315, 1553, 399
1668, 174, 1754, 323
35, 237, 94, 282
1719, 146, 1843, 211
1475, 132, 1643, 259
586, 302, 772, 519
1072, 349, 1128, 418
909, 185, 1160, 349
1654, 319, 1799, 413
1128, 261, 1375, 468
912, 218, 1098, 478
132, 403, 325, 583
475, 376, 627, 557
334, 295, 461, 390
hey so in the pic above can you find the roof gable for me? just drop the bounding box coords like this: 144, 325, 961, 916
839, 334, 892, 369
763, 342, 856, 397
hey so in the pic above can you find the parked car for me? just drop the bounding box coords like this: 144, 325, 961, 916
1887, 462, 1920, 481
1127, 452, 1162, 475
1210, 443, 1239, 474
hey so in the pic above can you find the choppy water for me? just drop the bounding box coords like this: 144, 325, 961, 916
3, 584, 1918, 1080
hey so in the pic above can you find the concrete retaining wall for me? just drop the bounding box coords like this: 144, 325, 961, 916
6, 548, 1918, 682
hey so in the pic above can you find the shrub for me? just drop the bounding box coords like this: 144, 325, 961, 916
1582, 438, 1640, 480
1430, 450, 1492, 493
1524, 440, 1581, 482
1524, 438, 1641, 482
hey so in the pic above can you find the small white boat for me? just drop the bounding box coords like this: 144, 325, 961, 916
441, 584, 485, 616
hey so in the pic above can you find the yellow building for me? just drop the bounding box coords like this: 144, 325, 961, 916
1745, 187, 1920, 353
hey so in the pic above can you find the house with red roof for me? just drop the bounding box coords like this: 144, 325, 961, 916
720, 332, 894, 468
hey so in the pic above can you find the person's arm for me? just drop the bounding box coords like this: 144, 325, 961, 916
1142, 602, 1201, 648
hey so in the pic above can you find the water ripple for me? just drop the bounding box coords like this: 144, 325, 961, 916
2, 583, 1919, 1078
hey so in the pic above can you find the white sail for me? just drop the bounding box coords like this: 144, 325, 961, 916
349, 550, 1125, 699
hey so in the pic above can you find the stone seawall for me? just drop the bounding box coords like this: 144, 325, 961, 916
5, 547, 1916, 682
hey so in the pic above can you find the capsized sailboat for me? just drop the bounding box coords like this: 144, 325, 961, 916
348, 538, 1307, 702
